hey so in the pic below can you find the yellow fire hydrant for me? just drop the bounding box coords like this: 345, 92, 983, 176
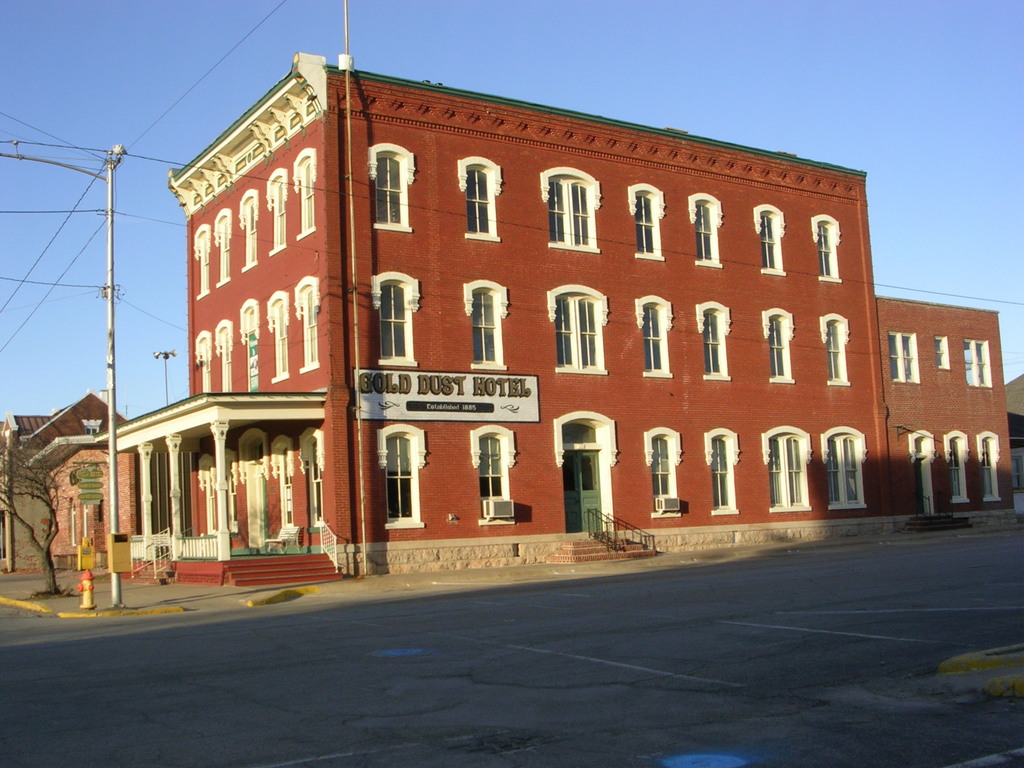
77, 569, 95, 611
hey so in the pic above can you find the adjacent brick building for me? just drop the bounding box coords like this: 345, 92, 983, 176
109, 53, 1013, 577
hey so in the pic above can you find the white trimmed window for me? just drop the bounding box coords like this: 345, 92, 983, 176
705, 428, 739, 514
195, 330, 213, 393
629, 184, 665, 260
935, 336, 950, 369
293, 148, 317, 238
689, 193, 723, 267
754, 204, 785, 274
889, 332, 918, 383
215, 320, 233, 392
300, 429, 324, 527
295, 277, 320, 373
636, 296, 673, 377
944, 431, 969, 503
977, 432, 1000, 500
214, 209, 232, 286
378, 424, 426, 528
470, 425, 516, 517
239, 190, 259, 270
369, 143, 415, 231
645, 428, 682, 513
696, 301, 731, 380
964, 340, 991, 387
464, 280, 508, 370
547, 285, 609, 374
821, 314, 850, 385
267, 169, 288, 254
271, 436, 295, 527
542, 168, 601, 252
763, 309, 795, 383
812, 215, 841, 281
458, 157, 502, 241
763, 427, 811, 512
194, 224, 211, 298
239, 300, 260, 391
372, 272, 420, 366
198, 454, 217, 532
268, 291, 290, 382
822, 428, 866, 509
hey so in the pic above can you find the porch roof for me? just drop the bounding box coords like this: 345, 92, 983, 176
112, 392, 327, 451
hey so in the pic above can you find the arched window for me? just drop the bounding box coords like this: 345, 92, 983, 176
267, 169, 288, 253
763, 309, 795, 383
541, 168, 601, 251
636, 296, 673, 377
240, 299, 260, 392
696, 301, 731, 380
464, 280, 508, 369
458, 157, 502, 240
271, 436, 294, 527
369, 143, 415, 231
547, 285, 609, 374
811, 215, 841, 280
822, 428, 867, 509
820, 314, 850, 385
977, 432, 1000, 501
194, 224, 211, 298
762, 427, 811, 511
470, 426, 517, 521
688, 193, 723, 266
214, 209, 232, 286
704, 428, 740, 514
267, 291, 289, 382
372, 272, 420, 366
943, 431, 969, 503
239, 190, 259, 270
753, 204, 785, 274
195, 330, 213, 393
295, 277, 320, 372
215, 320, 233, 392
629, 184, 665, 260
645, 428, 682, 513
300, 429, 324, 527
293, 148, 317, 237
378, 424, 426, 528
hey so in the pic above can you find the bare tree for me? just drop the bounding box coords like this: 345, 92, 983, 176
0, 439, 66, 595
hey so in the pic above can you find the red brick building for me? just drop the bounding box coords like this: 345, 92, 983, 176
112, 53, 1013, 577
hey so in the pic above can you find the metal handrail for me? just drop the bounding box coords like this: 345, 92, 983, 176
582, 509, 655, 553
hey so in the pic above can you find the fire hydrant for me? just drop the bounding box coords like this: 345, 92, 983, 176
77, 569, 95, 611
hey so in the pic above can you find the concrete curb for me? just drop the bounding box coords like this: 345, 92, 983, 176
245, 585, 320, 607
55, 606, 186, 619
0, 596, 53, 613
939, 643, 1024, 698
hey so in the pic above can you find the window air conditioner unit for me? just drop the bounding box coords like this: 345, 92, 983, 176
483, 499, 515, 519
655, 496, 681, 513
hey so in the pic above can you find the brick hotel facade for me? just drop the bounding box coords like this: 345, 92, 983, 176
107, 53, 1012, 577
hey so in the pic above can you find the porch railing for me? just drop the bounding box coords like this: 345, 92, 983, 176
582, 509, 656, 553
131, 528, 171, 576
318, 521, 341, 572
177, 535, 219, 560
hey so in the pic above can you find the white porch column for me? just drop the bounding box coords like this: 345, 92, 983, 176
167, 434, 182, 561
211, 420, 231, 561
138, 443, 154, 542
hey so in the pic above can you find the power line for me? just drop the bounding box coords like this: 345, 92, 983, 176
127, 0, 292, 150
0, 274, 100, 289
0, 117, 105, 160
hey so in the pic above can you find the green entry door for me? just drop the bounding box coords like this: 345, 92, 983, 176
563, 450, 601, 533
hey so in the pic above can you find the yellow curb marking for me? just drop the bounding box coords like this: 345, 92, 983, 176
56, 606, 187, 618
983, 676, 1024, 698
0, 596, 53, 613
246, 585, 320, 607
939, 644, 1024, 675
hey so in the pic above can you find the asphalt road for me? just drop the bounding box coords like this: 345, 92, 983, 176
1, 532, 1021, 768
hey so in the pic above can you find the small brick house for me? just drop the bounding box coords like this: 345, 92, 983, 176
109, 53, 1014, 578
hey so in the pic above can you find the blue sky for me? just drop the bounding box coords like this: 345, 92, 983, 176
1, 0, 1021, 419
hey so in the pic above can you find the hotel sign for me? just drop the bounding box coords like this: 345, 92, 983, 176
356, 369, 539, 423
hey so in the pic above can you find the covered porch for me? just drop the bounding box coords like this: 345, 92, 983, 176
115, 392, 343, 575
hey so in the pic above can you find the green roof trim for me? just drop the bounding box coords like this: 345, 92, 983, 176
335, 68, 867, 178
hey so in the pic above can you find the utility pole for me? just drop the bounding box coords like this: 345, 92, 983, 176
0, 143, 126, 606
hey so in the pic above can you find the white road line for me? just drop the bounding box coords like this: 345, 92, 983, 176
721, 620, 946, 644
245, 742, 421, 768
937, 746, 1024, 767
777, 607, 1023, 615
444, 632, 742, 687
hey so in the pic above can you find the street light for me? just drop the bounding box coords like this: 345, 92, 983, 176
153, 350, 177, 406
1, 142, 126, 606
